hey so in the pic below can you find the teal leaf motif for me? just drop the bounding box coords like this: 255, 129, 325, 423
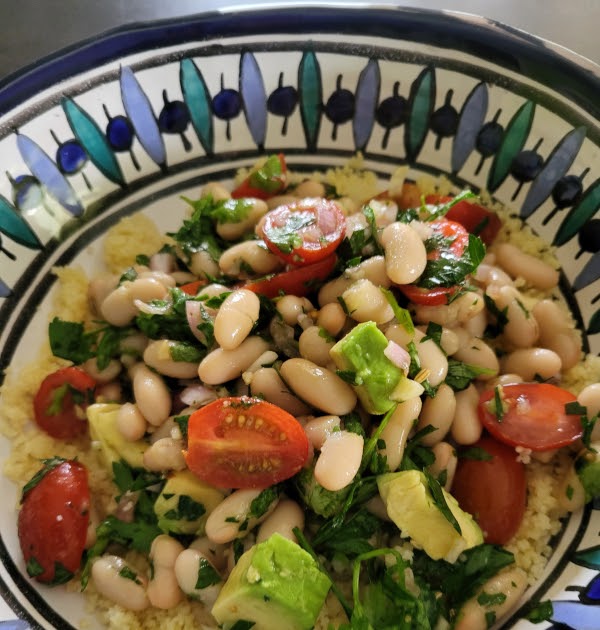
588, 309, 600, 336
0, 194, 42, 249
572, 545, 600, 570
353, 59, 380, 151
62, 98, 124, 186
240, 52, 267, 149
180, 58, 214, 156
405, 66, 435, 163
487, 100, 535, 193
16, 133, 83, 216
298, 50, 322, 152
120, 66, 166, 168
520, 126, 586, 218
452, 81, 488, 173
554, 177, 600, 246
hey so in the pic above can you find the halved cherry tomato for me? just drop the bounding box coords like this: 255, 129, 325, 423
33, 367, 96, 439
478, 382, 582, 451
243, 254, 337, 298
179, 279, 207, 296
18, 458, 90, 583
397, 219, 470, 306
451, 436, 526, 545
425, 195, 501, 246
257, 198, 346, 266
184, 396, 310, 489
231, 154, 287, 199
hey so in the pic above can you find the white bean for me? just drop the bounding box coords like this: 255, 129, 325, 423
414, 329, 448, 387
216, 198, 269, 241
219, 240, 283, 277
147, 535, 184, 610
88, 273, 118, 315
342, 279, 394, 324
101, 278, 168, 326
205, 489, 279, 544
137, 269, 177, 289
487, 285, 539, 348
82, 358, 122, 384
201, 181, 231, 202
303, 415, 341, 450
314, 430, 364, 491
294, 180, 326, 198
317, 276, 354, 306
174, 549, 222, 606
413, 291, 485, 327
317, 302, 347, 336
439, 327, 460, 356
266, 194, 298, 210
533, 299, 582, 370
500, 348, 562, 381
474, 263, 514, 288
345, 255, 392, 288
116, 402, 147, 441
488, 373, 524, 388
453, 337, 499, 379
379, 397, 422, 471
451, 385, 483, 445
381, 222, 428, 285
214, 289, 260, 350
143, 437, 186, 472
299, 325, 335, 366
91, 555, 149, 611
189, 537, 227, 571
143, 340, 200, 379
416, 384, 456, 446
494, 242, 559, 289
276, 296, 314, 326
131, 364, 172, 426
462, 308, 487, 338
198, 336, 271, 385
280, 358, 357, 415
428, 442, 458, 490
249, 367, 311, 416
454, 568, 528, 630
578, 383, 600, 417
256, 499, 305, 543
189, 249, 220, 279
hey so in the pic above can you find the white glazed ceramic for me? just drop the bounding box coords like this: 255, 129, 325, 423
0, 6, 598, 629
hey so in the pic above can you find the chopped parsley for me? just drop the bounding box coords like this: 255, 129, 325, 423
195, 557, 222, 589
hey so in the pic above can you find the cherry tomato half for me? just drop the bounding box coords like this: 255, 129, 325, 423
478, 382, 582, 451
184, 396, 310, 489
397, 219, 470, 306
33, 367, 96, 439
258, 198, 346, 266
451, 436, 526, 545
18, 458, 90, 583
243, 254, 337, 298
425, 195, 501, 246
231, 154, 287, 199
179, 279, 207, 296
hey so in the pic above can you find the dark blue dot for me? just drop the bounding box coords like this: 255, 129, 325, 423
510, 150, 544, 182
158, 100, 190, 134
376, 95, 408, 129
552, 175, 583, 208
325, 89, 354, 124
267, 86, 298, 117
56, 140, 87, 174
106, 116, 134, 151
476, 122, 503, 157
212, 89, 242, 120
430, 104, 459, 137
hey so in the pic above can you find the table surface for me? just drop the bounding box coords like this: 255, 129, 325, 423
0, 0, 599, 81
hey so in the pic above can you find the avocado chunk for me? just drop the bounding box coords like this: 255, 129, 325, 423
154, 470, 224, 535
576, 441, 600, 503
211, 533, 331, 630
87, 403, 147, 469
329, 321, 423, 414
378, 470, 483, 563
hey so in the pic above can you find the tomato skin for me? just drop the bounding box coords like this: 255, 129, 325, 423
18, 459, 90, 583
179, 279, 207, 295
33, 367, 96, 439
243, 255, 336, 298
451, 437, 526, 545
185, 396, 310, 489
396, 219, 469, 306
258, 198, 346, 266
478, 382, 582, 451
231, 154, 287, 199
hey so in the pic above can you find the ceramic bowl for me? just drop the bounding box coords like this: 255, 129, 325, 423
0, 6, 598, 629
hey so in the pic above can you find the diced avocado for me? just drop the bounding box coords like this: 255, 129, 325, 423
576, 441, 600, 503
154, 470, 224, 535
330, 321, 423, 414
87, 403, 147, 469
211, 533, 331, 630
378, 470, 483, 563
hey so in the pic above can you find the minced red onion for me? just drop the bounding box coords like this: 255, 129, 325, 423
179, 384, 218, 407
133, 298, 171, 315
185, 300, 208, 343
149, 252, 174, 273
384, 340, 411, 374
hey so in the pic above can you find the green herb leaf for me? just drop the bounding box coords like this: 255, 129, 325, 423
248, 154, 285, 193
211, 198, 253, 224
421, 322, 443, 348
459, 446, 493, 461
423, 470, 461, 535
483, 294, 510, 337
426, 189, 478, 221
477, 591, 507, 607
118, 566, 141, 583
169, 341, 204, 363
249, 486, 280, 519
119, 267, 138, 284
21, 457, 67, 499
262, 210, 314, 254
49, 562, 75, 586
174, 414, 190, 442
163, 495, 206, 522
26, 557, 44, 577
381, 287, 414, 335
48, 318, 93, 364
195, 557, 222, 589
525, 600, 553, 623
445, 359, 495, 391
419, 234, 485, 289
493, 386, 505, 422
